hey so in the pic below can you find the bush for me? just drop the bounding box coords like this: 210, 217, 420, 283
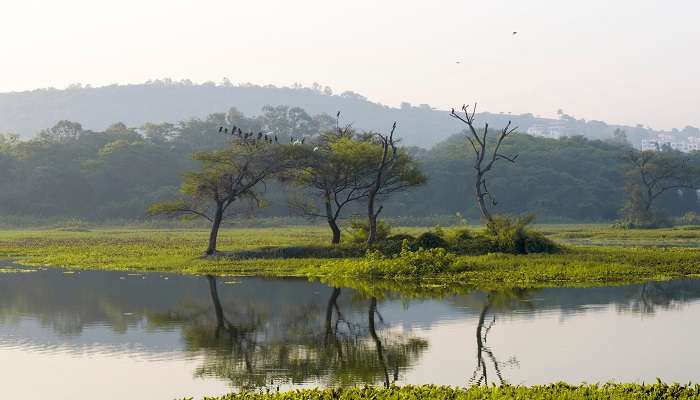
485, 214, 557, 254
415, 231, 448, 249
679, 212, 700, 226
347, 217, 391, 244
449, 233, 495, 255
359, 241, 456, 277
386, 233, 416, 242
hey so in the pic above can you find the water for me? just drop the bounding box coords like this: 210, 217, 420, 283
1, 261, 700, 399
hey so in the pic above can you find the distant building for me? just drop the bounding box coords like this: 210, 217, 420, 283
641, 134, 700, 153
526, 121, 570, 139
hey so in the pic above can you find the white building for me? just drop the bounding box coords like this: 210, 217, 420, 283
641, 134, 700, 153
527, 121, 569, 139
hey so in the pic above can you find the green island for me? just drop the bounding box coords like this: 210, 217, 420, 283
3, 224, 700, 294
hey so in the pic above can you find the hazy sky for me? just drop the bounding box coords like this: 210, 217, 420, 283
2, 0, 699, 129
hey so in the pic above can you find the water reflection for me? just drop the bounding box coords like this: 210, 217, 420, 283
2, 263, 700, 399
148, 276, 428, 389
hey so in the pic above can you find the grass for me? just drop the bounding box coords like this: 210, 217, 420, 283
2, 225, 700, 293
185, 383, 700, 400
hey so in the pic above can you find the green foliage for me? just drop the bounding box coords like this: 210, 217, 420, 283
485, 214, 558, 254
414, 231, 448, 250
190, 383, 700, 400
5, 227, 700, 290
347, 218, 391, 244
679, 211, 700, 226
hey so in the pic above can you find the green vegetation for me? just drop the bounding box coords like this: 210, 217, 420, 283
2, 106, 699, 226
2, 226, 700, 294
185, 383, 700, 400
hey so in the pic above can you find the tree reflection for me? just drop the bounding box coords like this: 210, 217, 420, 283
148, 276, 427, 390
469, 288, 533, 386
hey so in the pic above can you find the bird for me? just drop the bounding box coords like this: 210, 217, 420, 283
301, 137, 306, 144
512, 31, 518, 35
336, 111, 341, 118
224, 128, 228, 134
456, 61, 461, 64
231, 125, 237, 134
237, 127, 242, 135
313, 146, 319, 152
218, 126, 223, 133
274, 135, 278, 143
290, 136, 294, 143
257, 132, 263, 140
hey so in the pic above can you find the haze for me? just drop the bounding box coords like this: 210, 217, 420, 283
2, 0, 699, 129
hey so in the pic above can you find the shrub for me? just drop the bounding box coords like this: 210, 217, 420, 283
485, 214, 557, 254
449, 233, 495, 255
679, 212, 700, 226
415, 231, 448, 249
347, 217, 391, 244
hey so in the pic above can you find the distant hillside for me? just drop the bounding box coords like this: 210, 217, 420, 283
0, 80, 689, 148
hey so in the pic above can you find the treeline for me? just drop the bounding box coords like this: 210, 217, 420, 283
0, 106, 698, 224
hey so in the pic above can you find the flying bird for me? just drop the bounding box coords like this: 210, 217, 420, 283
512, 31, 518, 35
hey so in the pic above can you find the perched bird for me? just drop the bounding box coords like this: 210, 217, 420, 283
313, 146, 319, 152
290, 136, 294, 143
218, 126, 223, 133
224, 128, 228, 133
231, 125, 237, 134
237, 127, 242, 135
274, 135, 278, 143
257, 132, 263, 140
336, 111, 341, 118
301, 137, 306, 144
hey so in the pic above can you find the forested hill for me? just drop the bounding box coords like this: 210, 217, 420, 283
0, 80, 670, 147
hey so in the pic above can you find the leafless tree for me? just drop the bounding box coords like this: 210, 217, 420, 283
450, 104, 518, 225
621, 150, 698, 225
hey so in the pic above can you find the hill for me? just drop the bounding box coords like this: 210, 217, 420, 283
0, 80, 673, 148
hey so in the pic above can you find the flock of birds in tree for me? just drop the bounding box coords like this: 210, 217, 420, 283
218, 125, 312, 148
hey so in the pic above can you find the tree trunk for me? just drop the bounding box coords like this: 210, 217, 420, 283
324, 288, 341, 345
324, 195, 342, 245
368, 297, 390, 387
206, 203, 224, 256
367, 192, 378, 245
206, 275, 225, 332
476, 177, 493, 228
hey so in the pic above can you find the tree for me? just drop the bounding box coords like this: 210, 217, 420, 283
620, 149, 698, 227
356, 124, 426, 245
287, 127, 369, 244
450, 104, 519, 226
148, 136, 301, 255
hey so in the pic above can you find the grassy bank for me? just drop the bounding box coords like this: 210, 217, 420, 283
187, 383, 700, 400
2, 226, 700, 291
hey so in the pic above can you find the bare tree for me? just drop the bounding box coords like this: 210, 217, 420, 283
450, 104, 518, 226
621, 149, 698, 226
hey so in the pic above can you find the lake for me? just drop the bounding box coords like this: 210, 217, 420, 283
1, 260, 700, 399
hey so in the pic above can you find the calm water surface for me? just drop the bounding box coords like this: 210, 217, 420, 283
1, 260, 700, 399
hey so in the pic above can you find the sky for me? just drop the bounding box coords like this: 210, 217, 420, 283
2, 0, 699, 130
